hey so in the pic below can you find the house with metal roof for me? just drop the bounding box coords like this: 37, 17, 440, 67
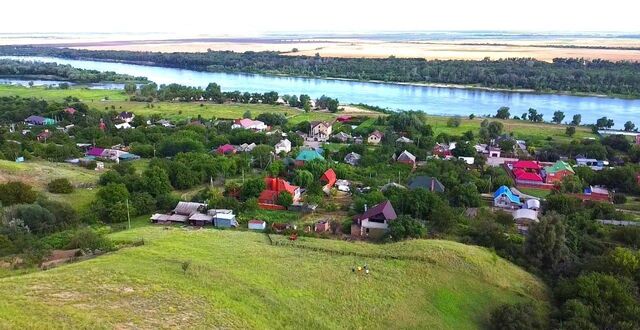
544, 160, 575, 184
352, 200, 397, 239
407, 176, 445, 193
295, 149, 325, 166
493, 186, 522, 209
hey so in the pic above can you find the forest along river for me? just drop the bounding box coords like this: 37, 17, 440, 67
3, 56, 640, 128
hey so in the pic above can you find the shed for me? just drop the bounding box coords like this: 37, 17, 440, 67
248, 220, 267, 231
315, 220, 331, 233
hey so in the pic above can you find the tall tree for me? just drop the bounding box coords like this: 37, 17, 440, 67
552, 111, 565, 124
571, 114, 582, 126
525, 212, 569, 271
495, 106, 510, 119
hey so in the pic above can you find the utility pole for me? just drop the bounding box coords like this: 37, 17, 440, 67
126, 198, 131, 230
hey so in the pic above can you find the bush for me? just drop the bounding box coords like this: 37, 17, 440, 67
277, 191, 293, 208
489, 302, 545, 330
613, 193, 627, 205
446, 116, 461, 127
65, 228, 114, 253
0, 181, 38, 206
47, 178, 74, 194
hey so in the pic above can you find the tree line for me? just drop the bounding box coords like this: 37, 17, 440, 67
0, 59, 148, 83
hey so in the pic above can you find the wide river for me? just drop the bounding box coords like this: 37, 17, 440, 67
4, 56, 640, 128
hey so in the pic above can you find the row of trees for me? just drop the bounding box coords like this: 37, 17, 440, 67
0, 59, 148, 83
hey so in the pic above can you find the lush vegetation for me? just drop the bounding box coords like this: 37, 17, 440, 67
3, 47, 640, 97
0, 59, 148, 83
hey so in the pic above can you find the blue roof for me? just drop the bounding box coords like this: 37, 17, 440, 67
493, 186, 521, 204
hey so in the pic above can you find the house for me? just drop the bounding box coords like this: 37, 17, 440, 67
232, 118, 268, 131
493, 186, 522, 209
582, 186, 611, 201
114, 122, 133, 130
320, 168, 337, 194
117, 111, 135, 123
86, 147, 106, 157
209, 209, 238, 228
488, 147, 501, 158
407, 176, 445, 193
25, 115, 55, 126
188, 212, 214, 227
248, 220, 267, 231
353, 136, 364, 144
274, 139, 292, 154
511, 160, 543, 183
258, 177, 301, 208
458, 156, 475, 165
433, 143, 453, 158
344, 152, 361, 166
295, 149, 325, 166
315, 220, 330, 233
396, 136, 414, 144
544, 160, 575, 184
396, 150, 416, 168
576, 158, 609, 171
36, 129, 52, 142
336, 115, 352, 123
237, 143, 257, 153
367, 130, 384, 145
309, 121, 333, 141
151, 202, 207, 225
216, 144, 237, 155
332, 132, 351, 143
352, 200, 397, 239
64, 107, 77, 115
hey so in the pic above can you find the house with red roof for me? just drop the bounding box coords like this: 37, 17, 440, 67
513, 168, 544, 182
64, 107, 77, 115
351, 200, 397, 239
36, 129, 52, 142
258, 177, 300, 209
216, 144, 237, 155
320, 168, 337, 194
432, 143, 453, 158
510, 160, 544, 183
512, 160, 541, 171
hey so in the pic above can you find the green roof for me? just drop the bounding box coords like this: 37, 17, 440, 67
545, 161, 574, 174
295, 150, 325, 162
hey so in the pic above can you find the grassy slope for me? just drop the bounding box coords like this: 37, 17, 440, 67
0, 227, 548, 329
0, 159, 100, 212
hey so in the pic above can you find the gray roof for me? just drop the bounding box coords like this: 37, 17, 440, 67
407, 176, 445, 193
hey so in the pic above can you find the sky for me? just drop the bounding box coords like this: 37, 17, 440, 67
1, 0, 639, 34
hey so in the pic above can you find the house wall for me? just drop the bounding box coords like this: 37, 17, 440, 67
368, 136, 380, 144
545, 170, 572, 184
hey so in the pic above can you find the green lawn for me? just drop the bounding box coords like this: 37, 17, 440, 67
0, 227, 548, 329
0, 85, 128, 101
0, 159, 100, 189
518, 188, 552, 199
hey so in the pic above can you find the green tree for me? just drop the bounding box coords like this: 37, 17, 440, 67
0, 182, 38, 206
277, 191, 293, 208
251, 145, 274, 169
387, 215, 425, 241
142, 166, 172, 197
624, 121, 636, 132
124, 83, 137, 94
489, 303, 546, 330
571, 114, 582, 126
47, 178, 74, 194
241, 178, 266, 200
446, 116, 461, 127
495, 106, 510, 119
299, 94, 311, 112
524, 212, 569, 271
552, 110, 565, 124
565, 126, 576, 137
487, 121, 504, 139
293, 170, 314, 188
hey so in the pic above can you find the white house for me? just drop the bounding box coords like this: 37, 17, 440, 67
248, 220, 267, 231
232, 118, 268, 131
275, 139, 292, 154
114, 122, 133, 130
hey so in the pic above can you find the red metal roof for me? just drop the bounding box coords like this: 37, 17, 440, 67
264, 177, 299, 196
321, 169, 337, 187
513, 168, 543, 182
512, 160, 541, 170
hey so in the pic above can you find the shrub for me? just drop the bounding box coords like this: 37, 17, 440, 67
0, 181, 38, 206
447, 116, 461, 127
65, 228, 114, 253
613, 193, 627, 205
277, 191, 293, 208
47, 178, 74, 194
489, 302, 545, 330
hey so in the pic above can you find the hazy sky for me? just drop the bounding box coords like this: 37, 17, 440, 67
1, 0, 639, 34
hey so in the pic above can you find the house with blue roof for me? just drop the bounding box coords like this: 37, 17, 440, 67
295, 149, 325, 166
493, 186, 522, 209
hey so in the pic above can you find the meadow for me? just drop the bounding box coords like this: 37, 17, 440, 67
0, 227, 549, 329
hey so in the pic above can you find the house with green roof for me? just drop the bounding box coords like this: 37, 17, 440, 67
295, 149, 325, 166
544, 160, 575, 184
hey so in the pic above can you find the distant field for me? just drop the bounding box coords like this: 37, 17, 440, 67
0, 227, 549, 329
0, 85, 128, 101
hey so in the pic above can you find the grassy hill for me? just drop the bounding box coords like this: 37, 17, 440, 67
0, 226, 548, 329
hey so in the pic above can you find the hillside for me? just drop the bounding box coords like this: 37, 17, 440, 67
0, 227, 548, 329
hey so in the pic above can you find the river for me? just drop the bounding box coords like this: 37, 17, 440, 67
3, 56, 640, 128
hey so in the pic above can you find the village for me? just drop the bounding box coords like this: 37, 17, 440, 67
8, 98, 640, 246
